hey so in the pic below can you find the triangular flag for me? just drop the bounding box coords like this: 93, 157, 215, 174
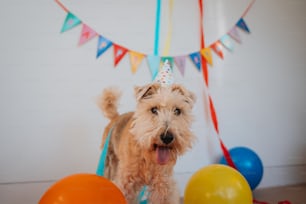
113, 44, 128, 67
61, 12, 81, 33
161, 57, 174, 69
174, 56, 186, 76
210, 41, 224, 59
129, 51, 145, 74
200, 48, 213, 66
96, 35, 112, 58
79, 24, 97, 45
147, 55, 160, 80
220, 35, 234, 52
228, 26, 242, 43
236, 18, 250, 33
189, 52, 202, 71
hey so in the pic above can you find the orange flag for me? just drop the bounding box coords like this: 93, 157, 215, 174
129, 51, 145, 73
200, 47, 213, 66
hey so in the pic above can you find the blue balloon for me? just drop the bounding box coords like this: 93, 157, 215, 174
219, 146, 263, 190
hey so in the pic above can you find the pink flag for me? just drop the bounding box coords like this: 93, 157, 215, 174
79, 24, 97, 45
228, 26, 241, 43
174, 56, 186, 76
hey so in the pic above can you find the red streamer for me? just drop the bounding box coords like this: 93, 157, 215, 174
198, 0, 209, 87
253, 199, 269, 204
278, 201, 292, 204
208, 96, 219, 134
253, 199, 292, 204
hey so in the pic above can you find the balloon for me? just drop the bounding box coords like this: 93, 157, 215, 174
184, 164, 253, 204
219, 146, 263, 190
39, 173, 126, 204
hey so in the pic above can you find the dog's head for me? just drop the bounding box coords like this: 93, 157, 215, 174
130, 83, 196, 166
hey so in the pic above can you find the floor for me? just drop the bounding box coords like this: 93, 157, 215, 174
0, 182, 305, 204
252, 184, 306, 204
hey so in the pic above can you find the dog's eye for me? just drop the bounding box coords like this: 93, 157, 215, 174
174, 108, 181, 116
151, 107, 158, 115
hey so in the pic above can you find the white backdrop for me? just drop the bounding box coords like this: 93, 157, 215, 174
0, 0, 305, 194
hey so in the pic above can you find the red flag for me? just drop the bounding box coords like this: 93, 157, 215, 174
210, 41, 224, 59
113, 44, 128, 67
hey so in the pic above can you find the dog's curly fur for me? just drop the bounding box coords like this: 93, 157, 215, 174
97, 83, 196, 204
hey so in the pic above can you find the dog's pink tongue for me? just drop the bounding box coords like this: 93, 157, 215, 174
157, 146, 170, 165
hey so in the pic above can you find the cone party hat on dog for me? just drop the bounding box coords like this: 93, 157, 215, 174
154, 59, 174, 86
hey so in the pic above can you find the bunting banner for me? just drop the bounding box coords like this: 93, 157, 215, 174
174, 56, 186, 76
79, 24, 97, 45
228, 26, 242, 43
200, 47, 213, 66
129, 51, 145, 73
189, 52, 202, 72
61, 12, 81, 33
147, 55, 160, 80
113, 44, 128, 67
237, 18, 251, 33
210, 40, 224, 59
220, 34, 235, 52
55, 0, 255, 78
161, 56, 174, 68
96, 35, 112, 58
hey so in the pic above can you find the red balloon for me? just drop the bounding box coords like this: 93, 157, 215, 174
39, 173, 126, 204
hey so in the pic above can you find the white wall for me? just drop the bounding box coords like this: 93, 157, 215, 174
0, 0, 305, 196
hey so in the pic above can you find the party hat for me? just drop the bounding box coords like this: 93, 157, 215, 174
154, 59, 174, 86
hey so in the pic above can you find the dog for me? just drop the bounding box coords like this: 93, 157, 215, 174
98, 83, 196, 204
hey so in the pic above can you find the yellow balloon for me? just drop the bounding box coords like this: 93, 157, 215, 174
184, 164, 253, 204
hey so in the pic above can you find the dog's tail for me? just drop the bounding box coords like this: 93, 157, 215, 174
97, 87, 121, 120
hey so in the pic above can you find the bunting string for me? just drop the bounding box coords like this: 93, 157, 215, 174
55, 0, 254, 78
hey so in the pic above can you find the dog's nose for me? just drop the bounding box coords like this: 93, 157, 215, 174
160, 132, 174, 145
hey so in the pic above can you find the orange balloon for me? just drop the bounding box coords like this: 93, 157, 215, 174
39, 174, 126, 204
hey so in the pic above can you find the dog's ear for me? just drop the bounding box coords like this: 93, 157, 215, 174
134, 83, 160, 101
171, 84, 196, 107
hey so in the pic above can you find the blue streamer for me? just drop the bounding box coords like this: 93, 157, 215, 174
96, 127, 148, 204
138, 186, 148, 204
154, 0, 161, 55
96, 128, 113, 176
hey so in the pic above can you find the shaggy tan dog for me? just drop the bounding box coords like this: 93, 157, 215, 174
98, 83, 196, 204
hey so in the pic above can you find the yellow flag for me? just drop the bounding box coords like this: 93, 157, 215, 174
129, 51, 145, 74
200, 48, 213, 66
